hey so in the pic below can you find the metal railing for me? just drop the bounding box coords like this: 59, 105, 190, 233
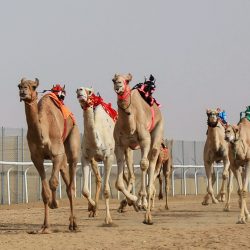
0, 161, 225, 205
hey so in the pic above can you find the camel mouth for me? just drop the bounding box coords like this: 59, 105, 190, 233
19, 93, 28, 100
77, 94, 87, 101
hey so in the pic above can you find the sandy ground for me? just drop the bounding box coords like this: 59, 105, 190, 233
0, 194, 250, 250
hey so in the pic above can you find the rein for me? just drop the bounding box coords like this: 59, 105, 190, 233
117, 80, 132, 115
23, 92, 38, 106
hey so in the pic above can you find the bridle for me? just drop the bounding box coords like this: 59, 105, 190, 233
116, 80, 131, 115
20, 85, 38, 106
207, 112, 219, 128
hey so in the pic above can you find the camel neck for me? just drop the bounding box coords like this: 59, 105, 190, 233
207, 126, 223, 149
83, 107, 99, 147
24, 101, 41, 135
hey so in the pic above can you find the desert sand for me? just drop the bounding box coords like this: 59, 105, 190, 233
0, 194, 249, 250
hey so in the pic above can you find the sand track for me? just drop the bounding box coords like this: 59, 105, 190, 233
0, 194, 249, 250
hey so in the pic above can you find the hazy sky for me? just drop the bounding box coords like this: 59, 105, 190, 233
1, 0, 250, 141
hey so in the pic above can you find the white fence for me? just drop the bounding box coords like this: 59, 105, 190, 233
0, 161, 226, 205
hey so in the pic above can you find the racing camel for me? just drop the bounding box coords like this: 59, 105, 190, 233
18, 78, 80, 233
76, 86, 135, 224
225, 119, 250, 223
202, 108, 230, 206
112, 73, 164, 224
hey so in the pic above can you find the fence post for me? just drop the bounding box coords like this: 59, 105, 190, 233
7, 167, 14, 205
21, 128, 24, 203
1, 127, 4, 204
184, 168, 189, 196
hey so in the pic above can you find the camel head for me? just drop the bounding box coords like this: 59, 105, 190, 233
76, 86, 94, 109
206, 108, 220, 127
18, 78, 39, 102
225, 124, 239, 143
112, 73, 132, 96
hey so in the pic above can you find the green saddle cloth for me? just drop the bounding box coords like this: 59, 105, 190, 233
240, 106, 250, 121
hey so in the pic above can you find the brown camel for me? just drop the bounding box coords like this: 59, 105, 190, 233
225, 120, 250, 223
155, 140, 173, 210
18, 78, 80, 233
202, 108, 230, 206
112, 73, 164, 225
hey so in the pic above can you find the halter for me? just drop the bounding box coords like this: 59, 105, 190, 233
23, 89, 38, 106
116, 80, 131, 115
207, 112, 220, 128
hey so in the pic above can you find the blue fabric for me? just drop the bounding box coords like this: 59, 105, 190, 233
219, 111, 227, 123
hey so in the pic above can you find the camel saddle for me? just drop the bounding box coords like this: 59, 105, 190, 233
45, 93, 76, 141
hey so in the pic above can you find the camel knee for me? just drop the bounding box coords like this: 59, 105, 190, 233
82, 186, 90, 198
140, 158, 149, 171
104, 187, 110, 199
115, 180, 124, 192
49, 177, 59, 191
41, 188, 50, 204
151, 147, 159, 158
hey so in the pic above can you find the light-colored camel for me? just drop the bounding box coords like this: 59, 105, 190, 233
112, 73, 164, 224
155, 140, 173, 210
18, 78, 80, 233
202, 109, 230, 206
225, 120, 250, 223
76, 86, 135, 224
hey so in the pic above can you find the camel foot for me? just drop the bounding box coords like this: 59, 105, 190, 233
223, 206, 230, 212
216, 194, 226, 202
29, 226, 52, 234
88, 202, 97, 217
69, 216, 78, 231
202, 201, 209, 206
49, 199, 59, 209
117, 199, 128, 213
158, 193, 163, 200
104, 216, 113, 225
165, 205, 169, 210
237, 217, 247, 224
143, 212, 153, 225
212, 198, 219, 204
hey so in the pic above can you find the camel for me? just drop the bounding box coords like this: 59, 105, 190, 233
76, 86, 135, 224
202, 108, 230, 206
155, 140, 173, 210
112, 73, 164, 224
225, 120, 250, 223
18, 78, 80, 233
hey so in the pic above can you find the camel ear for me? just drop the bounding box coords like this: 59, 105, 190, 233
20, 77, 26, 84
35, 78, 39, 88
206, 109, 210, 115
63, 85, 65, 90
88, 87, 94, 95
234, 126, 239, 133
112, 74, 118, 83
126, 73, 132, 82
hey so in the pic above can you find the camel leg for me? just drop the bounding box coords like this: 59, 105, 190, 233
89, 159, 102, 217
224, 168, 233, 211
137, 137, 151, 210
217, 157, 230, 202
238, 163, 250, 224
82, 156, 97, 214
49, 152, 65, 209
32, 157, 52, 234
103, 155, 113, 224
144, 146, 160, 225
163, 161, 171, 210
158, 173, 163, 200
118, 148, 136, 213
115, 145, 137, 202
63, 126, 80, 231
202, 162, 219, 205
